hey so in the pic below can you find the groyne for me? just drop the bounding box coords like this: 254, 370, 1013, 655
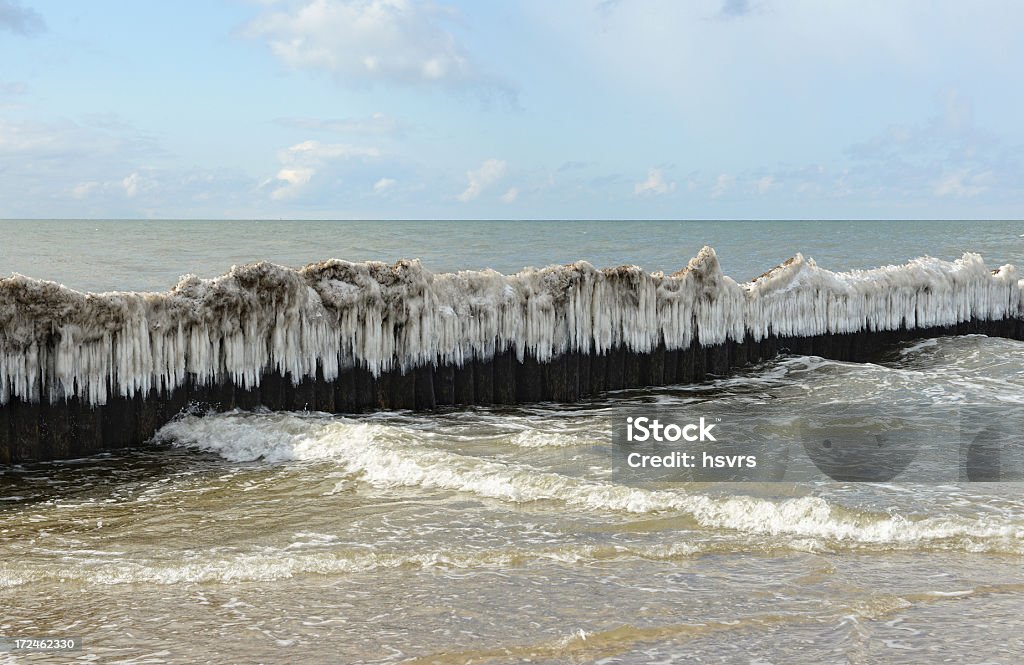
2, 247, 1022, 463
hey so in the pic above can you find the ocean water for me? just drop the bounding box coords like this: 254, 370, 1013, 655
2, 219, 1024, 664
2, 219, 1023, 293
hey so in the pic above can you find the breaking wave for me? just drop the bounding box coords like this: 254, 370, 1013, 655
0, 542, 706, 588
156, 411, 1024, 554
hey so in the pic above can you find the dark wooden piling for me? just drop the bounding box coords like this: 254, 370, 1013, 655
391, 370, 416, 410
211, 379, 236, 412
185, 377, 209, 413
315, 366, 336, 413
606, 346, 625, 391
433, 364, 456, 406
101, 394, 135, 450
814, 334, 831, 357
516, 355, 544, 402
545, 353, 567, 401
642, 344, 666, 387
163, 380, 189, 422
72, 401, 103, 457
663, 348, 679, 384
493, 350, 517, 404
334, 367, 358, 413
622, 348, 642, 388
706, 343, 729, 376
730, 339, 745, 369
692, 342, 707, 382
473, 358, 494, 405
414, 365, 436, 410
353, 366, 376, 412
1000, 317, 1019, 340
260, 370, 286, 411
290, 373, 317, 411
834, 333, 854, 362
564, 352, 581, 401
237, 375, 259, 410
135, 389, 163, 443
545, 352, 581, 402
789, 334, 808, 357
373, 372, 393, 410
40, 399, 72, 460
677, 344, 693, 383
577, 351, 592, 397
453, 363, 475, 405
0, 405, 10, 464
11, 398, 40, 462
235, 377, 261, 411
590, 352, 608, 394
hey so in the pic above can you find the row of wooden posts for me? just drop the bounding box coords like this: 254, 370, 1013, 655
1, 317, 1022, 463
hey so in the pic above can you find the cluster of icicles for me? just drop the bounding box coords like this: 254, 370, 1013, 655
1, 247, 1021, 406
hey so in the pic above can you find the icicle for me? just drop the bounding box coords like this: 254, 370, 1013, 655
1, 249, 1021, 406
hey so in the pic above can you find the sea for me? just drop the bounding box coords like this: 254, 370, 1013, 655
1, 219, 1023, 664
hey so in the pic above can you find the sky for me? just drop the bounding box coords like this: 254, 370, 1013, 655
1, 0, 1023, 220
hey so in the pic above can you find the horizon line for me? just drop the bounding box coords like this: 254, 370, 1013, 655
2, 218, 1023, 223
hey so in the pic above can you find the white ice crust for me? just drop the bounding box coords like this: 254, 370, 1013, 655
1, 248, 1020, 405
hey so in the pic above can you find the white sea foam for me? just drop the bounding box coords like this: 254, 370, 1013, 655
2, 249, 1020, 406
0, 541, 710, 588
899, 338, 939, 355
158, 413, 1024, 553
509, 428, 594, 448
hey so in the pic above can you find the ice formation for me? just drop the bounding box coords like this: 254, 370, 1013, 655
1, 247, 1021, 406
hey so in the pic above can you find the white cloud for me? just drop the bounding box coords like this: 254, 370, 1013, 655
0, 116, 255, 217
634, 168, 676, 196
275, 112, 404, 136
271, 139, 380, 200
754, 175, 775, 194
500, 187, 518, 203
71, 181, 98, 199
373, 176, 396, 193
122, 172, 140, 197
711, 173, 733, 198
842, 91, 1019, 203
933, 171, 990, 198
245, 0, 501, 93
457, 158, 506, 202
271, 168, 315, 200
281, 140, 380, 163
116, 171, 158, 199
941, 88, 973, 133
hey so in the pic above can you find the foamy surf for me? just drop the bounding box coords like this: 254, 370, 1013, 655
156, 410, 1024, 554
0, 542, 700, 588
